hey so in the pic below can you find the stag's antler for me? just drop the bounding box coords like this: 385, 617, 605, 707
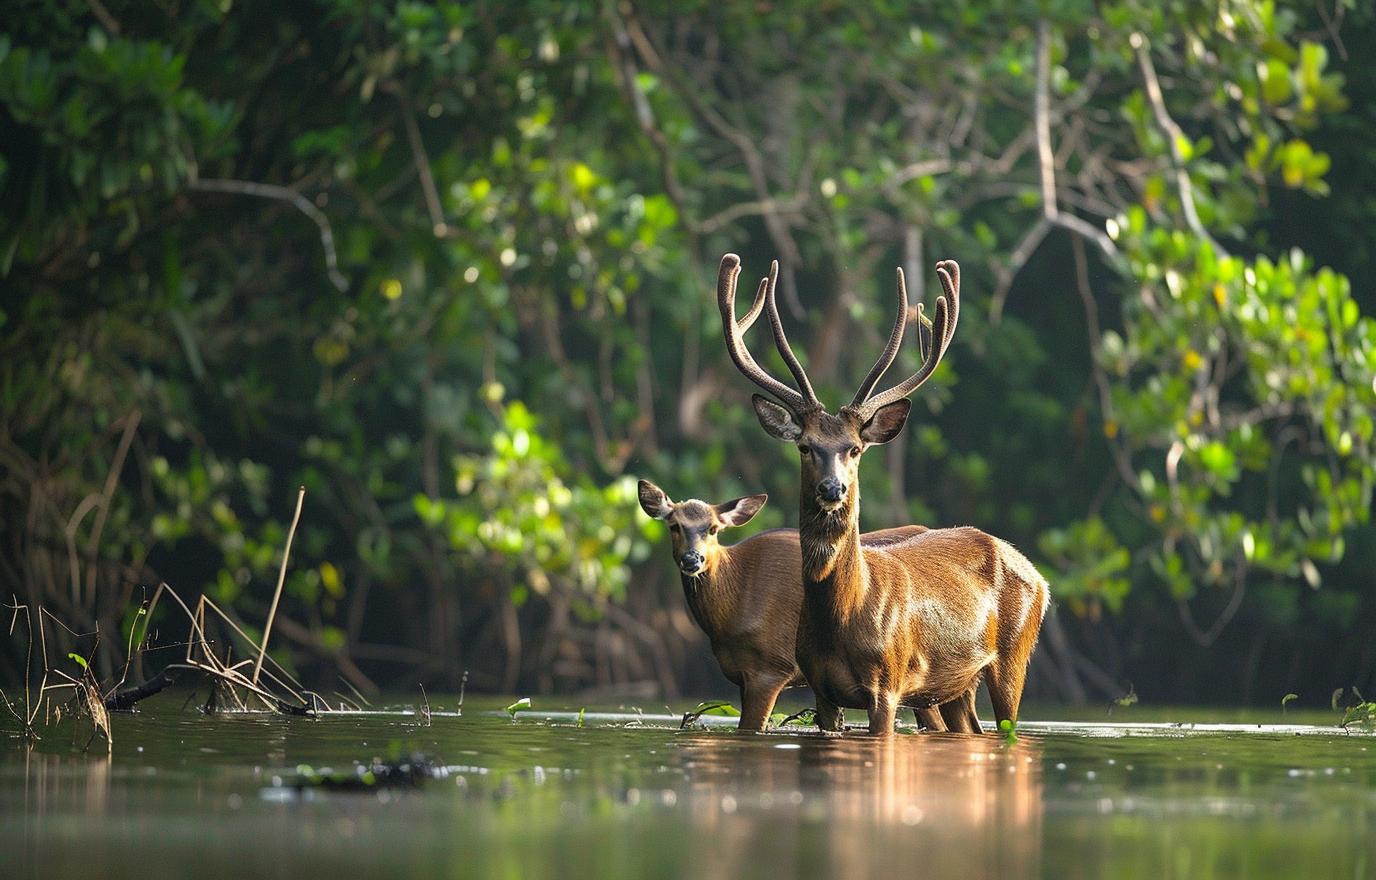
717, 254, 819, 414
719, 254, 958, 419
847, 259, 959, 419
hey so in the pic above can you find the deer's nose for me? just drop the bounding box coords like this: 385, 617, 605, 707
818, 477, 844, 504
679, 550, 705, 574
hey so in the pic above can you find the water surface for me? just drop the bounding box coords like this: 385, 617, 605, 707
3, 696, 1372, 879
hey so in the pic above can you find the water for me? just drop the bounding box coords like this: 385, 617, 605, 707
3, 695, 1373, 879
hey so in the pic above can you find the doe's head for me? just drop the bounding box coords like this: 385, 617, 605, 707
638, 479, 766, 577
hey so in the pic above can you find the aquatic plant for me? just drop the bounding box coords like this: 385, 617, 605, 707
1333, 687, 1376, 732
678, 700, 739, 729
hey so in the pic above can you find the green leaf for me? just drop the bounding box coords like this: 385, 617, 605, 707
1259, 58, 1293, 105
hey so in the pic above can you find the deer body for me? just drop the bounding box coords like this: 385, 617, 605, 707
639, 479, 971, 732
718, 254, 1049, 735
679, 525, 804, 727
798, 516, 1048, 733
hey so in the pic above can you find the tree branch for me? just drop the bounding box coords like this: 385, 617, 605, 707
1177, 563, 1247, 647
1071, 234, 1139, 491
1035, 20, 1058, 216
990, 22, 1120, 323
1131, 33, 1229, 258
81, 409, 141, 607
188, 178, 348, 291
604, 14, 694, 233
622, 13, 807, 318
87, 0, 120, 34
384, 80, 448, 238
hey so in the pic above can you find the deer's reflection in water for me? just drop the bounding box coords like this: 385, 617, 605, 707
676, 731, 1041, 880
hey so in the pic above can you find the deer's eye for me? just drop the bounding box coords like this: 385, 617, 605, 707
668, 523, 681, 534
708, 525, 719, 536
797, 444, 810, 456
849, 445, 862, 458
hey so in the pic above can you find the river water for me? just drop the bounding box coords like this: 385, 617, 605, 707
2, 695, 1373, 879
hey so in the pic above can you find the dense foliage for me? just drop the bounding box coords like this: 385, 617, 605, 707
2, 0, 1372, 705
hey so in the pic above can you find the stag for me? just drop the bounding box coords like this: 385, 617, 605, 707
640, 480, 986, 732
717, 254, 1048, 735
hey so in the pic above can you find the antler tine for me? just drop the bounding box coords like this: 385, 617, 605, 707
849, 265, 911, 409
717, 254, 808, 412
734, 274, 770, 334
915, 302, 933, 363
852, 259, 961, 418
933, 259, 960, 353
761, 260, 820, 408
930, 261, 963, 354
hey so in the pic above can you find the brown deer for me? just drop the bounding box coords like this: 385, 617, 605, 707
640, 479, 980, 732
716, 254, 1049, 735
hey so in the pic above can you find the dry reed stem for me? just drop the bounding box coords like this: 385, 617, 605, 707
145, 581, 313, 711
254, 486, 305, 686
6, 487, 329, 725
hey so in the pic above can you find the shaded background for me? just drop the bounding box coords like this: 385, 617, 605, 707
2, 0, 1374, 710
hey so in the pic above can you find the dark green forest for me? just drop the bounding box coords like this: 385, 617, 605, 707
2, 0, 1374, 709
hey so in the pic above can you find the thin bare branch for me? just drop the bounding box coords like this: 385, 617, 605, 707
383, 80, 448, 238
991, 21, 1121, 323
1071, 234, 1139, 491
189, 178, 348, 291
1035, 20, 1058, 217
699, 197, 806, 235
883, 159, 958, 192
622, 13, 807, 318
604, 14, 693, 230
87, 0, 120, 34
1178, 564, 1247, 647
1131, 33, 1228, 258
990, 218, 1052, 325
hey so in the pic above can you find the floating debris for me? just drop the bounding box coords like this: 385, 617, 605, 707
284, 753, 448, 794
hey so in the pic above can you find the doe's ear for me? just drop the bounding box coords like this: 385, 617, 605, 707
637, 479, 674, 520
859, 399, 912, 445
752, 395, 803, 442
715, 493, 767, 528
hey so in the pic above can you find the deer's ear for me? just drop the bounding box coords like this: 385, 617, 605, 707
637, 479, 674, 519
753, 395, 802, 442
859, 399, 911, 445
716, 494, 767, 528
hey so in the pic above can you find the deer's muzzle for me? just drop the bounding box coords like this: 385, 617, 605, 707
679, 550, 705, 576
817, 476, 845, 508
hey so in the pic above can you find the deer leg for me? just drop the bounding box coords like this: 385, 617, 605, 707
986, 581, 1046, 727
814, 693, 845, 732
938, 688, 983, 734
738, 675, 789, 732
867, 696, 899, 735
913, 707, 948, 731
985, 657, 1031, 727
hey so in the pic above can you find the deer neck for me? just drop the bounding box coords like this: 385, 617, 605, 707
678, 553, 739, 636
798, 495, 867, 623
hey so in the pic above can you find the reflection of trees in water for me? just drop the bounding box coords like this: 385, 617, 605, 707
676, 734, 1042, 879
